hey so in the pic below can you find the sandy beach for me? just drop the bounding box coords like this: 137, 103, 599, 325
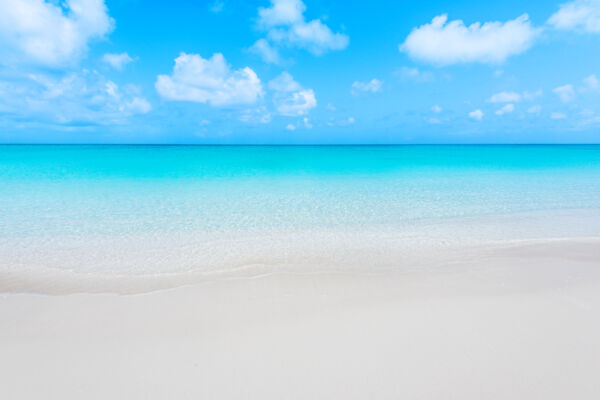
2, 237, 599, 399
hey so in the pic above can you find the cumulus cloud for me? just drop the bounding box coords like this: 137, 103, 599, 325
269, 71, 316, 116
351, 78, 383, 95
400, 14, 539, 65
102, 52, 134, 70
256, 0, 348, 57
553, 84, 576, 102
249, 38, 282, 65
432, 105, 442, 113
469, 109, 484, 120
0, 70, 150, 125
0, 0, 114, 67
582, 74, 600, 91
548, 0, 600, 33
528, 105, 542, 113
551, 112, 567, 119
155, 53, 263, 106
268, 71, 301, 92
495, 103, 515, 115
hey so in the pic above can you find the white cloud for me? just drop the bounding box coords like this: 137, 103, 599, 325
303, 117, 312, 128
351, 79, 383, 95
523, 89, 543, 100
432, 105, 442, 113
256, 0, 349, 56
548, 0, 600, 33
528, 105, 542, 113
489, 89, 543, 103
495, 103, 515, 115
238, 106, 272, 124
249, 39, 282, 65
269, 71, 316, 116
155, 53, 263, 106
489, 91, 522, 103
259, 0, 305, 26
396, 67, 434, 82
268, 71, 301, 92
102, 52, 134, 70
551, 112, 568, 119
427, 117, 441, 124
469, 109, 484, 120
400, 14, 539, 64
286, 123, 296, 130
274, 90, 316, 116
0, 70, 150, 125
582, 74, 600, 90
348, 116, 355, 124
553, 84, 576, 102
0, 0, 114, 67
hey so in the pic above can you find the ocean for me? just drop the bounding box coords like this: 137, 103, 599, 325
2, 145, 600, 292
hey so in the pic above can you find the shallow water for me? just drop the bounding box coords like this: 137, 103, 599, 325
1, 145, 600, 290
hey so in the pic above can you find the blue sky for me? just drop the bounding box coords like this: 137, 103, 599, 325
1, 0, 600, 143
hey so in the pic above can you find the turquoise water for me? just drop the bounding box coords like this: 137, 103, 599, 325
1, 145, 600, 291
2, 145, 600, 237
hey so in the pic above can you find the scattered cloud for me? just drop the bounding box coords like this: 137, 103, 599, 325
0, 0, 114, 67
581, 74, 600, 91
469, 109, 484, 120
303, 117, 312, 128
269, 71, 316, 116
495, 103, 515, 115
553, 84, 576, 102
400, 14, 539, 65
238, 106, 272, 123
256, 0, 349, 57
548, 0, 600, 33
0, 70, 150, 125
268, 71, 301, 92
528, 105, 542, 113
326, 103, 336, 111
432, 105, 442, 113
396, 67, 435, 82
551, 112, 567, 119
155, 53, 263, 106
488, 89, 543, 103
523, 89, 543, 100
102, 52, 134, 70
351, 79, 383, 95
489, 91, 522, 103
249, 38, 282, 65
286, 123, 296, 130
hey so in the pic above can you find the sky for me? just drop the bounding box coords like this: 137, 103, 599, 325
1, 0, 600, 144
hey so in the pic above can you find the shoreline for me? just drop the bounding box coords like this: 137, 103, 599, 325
2, 208, 600, 295
0, 235, 598, 295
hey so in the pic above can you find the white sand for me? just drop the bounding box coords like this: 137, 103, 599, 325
1, 238, 600, 399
